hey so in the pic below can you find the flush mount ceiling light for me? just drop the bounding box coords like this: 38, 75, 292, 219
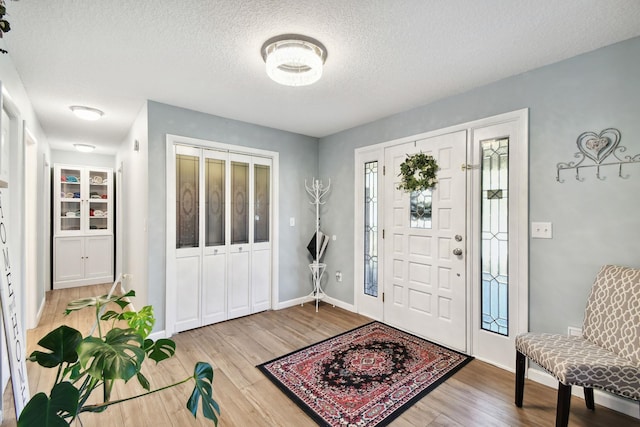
261, 34, 327, 87
73, 144, 96, 153
70, 105, 104, 121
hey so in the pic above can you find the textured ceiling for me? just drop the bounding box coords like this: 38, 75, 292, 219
4, 0, 640, 154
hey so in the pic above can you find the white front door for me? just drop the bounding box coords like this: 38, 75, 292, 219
383, 130, 468, 352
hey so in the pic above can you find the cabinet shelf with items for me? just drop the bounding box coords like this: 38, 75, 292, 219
54, 165, 113, 235
53, 164, 114, 289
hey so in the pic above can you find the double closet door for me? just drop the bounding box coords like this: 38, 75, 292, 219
174, 145, 271, 333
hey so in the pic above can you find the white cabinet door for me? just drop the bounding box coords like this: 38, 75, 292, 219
54, 237, 84, 283
54, 164, 112, 235
55, 166, 84, 235
54, 230, 113, 289
84, 235, 113, 280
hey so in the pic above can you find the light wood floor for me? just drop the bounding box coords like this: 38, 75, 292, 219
2, 284, 637, 426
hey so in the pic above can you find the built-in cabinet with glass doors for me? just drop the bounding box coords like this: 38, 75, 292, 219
53, 164, 113, 289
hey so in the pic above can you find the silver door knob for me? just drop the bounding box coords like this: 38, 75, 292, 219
453, 248, 463, 256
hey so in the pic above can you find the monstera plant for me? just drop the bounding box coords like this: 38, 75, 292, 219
18, 291, 220, 426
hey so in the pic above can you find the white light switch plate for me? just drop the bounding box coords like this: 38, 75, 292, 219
531, 222, 552, 239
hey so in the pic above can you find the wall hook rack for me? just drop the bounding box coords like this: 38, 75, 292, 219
556, 128, 640, 182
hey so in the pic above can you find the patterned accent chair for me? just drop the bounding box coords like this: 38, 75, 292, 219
515, 264, 640, 427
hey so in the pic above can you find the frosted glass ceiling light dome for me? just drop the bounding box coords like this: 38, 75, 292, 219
261, 35, 327, 87
70, 105, 104, 121
73, 144, 96, 153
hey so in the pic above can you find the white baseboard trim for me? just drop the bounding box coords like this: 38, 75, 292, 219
275, 296, 308, 310
35, 296, 46, 327
275, 295, 356, 313
323, 296, 355, 312
527, 368, 639, 419
148, 330, 169, 340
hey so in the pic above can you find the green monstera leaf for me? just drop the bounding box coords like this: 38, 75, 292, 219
18, 382, 79, 427
187, 362, 220, 426
122, 305, 155, 339
28, 325, 82, 368
65, 290, 135, 315
144, 338, 176, 363
77, 328, 145, 382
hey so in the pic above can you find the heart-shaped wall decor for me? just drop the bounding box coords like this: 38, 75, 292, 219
576, 128, 621, 164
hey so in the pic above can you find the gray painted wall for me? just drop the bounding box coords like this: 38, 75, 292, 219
51, 150, 116, 169
146, 101, 319, 330
319, 36, 640, 334
1, 60, 51, 336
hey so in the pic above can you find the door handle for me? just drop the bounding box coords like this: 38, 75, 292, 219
453, 248, 463, 256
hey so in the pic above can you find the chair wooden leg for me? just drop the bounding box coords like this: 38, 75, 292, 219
515, 351, 526, 407
584, 387, 595, 410
556, 383, 572, 427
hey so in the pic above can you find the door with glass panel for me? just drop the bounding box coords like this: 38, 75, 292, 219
174, 146, 271, 332
471, 119, 525, 371
226, 155, 271, 319
202, 150, 227, 325
175, 145, 204, 332
383, 131, 467, 352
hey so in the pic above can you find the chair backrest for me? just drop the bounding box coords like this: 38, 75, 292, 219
582, 265, 640, 364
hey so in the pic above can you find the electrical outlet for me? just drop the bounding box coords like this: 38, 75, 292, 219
531, 222, 552, 239
336, 271, 342, 282
568, 326, 582, 337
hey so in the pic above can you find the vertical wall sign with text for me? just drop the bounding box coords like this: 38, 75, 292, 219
0, 189, 30, 416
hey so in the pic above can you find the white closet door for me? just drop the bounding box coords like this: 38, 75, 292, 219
251, 158, 272, 313
174, 145, 202, 332
170, 142, 273, 331
202, 150, 228, 325
227, 153, 251, 319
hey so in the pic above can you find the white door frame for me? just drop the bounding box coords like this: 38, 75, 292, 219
23, 126, 39, 329
354, 109, 528, 368
165, 134, 279, 336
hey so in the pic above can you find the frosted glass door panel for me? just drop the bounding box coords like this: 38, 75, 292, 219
176, 154, 200, 249
254, 164, 270, 243
205, 158, 225, 247
231, 161, 249, 245
59, 167, 82, 232
87, 169, 110, 232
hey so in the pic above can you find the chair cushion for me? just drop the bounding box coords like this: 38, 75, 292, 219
583, 265, 640, 364
516, 332, 640, 400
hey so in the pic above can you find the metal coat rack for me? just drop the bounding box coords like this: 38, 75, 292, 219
304, 178, 331, 312
556, 128, 640, 182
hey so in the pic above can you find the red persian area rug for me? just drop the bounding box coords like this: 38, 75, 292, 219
257, 321, 473, 426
